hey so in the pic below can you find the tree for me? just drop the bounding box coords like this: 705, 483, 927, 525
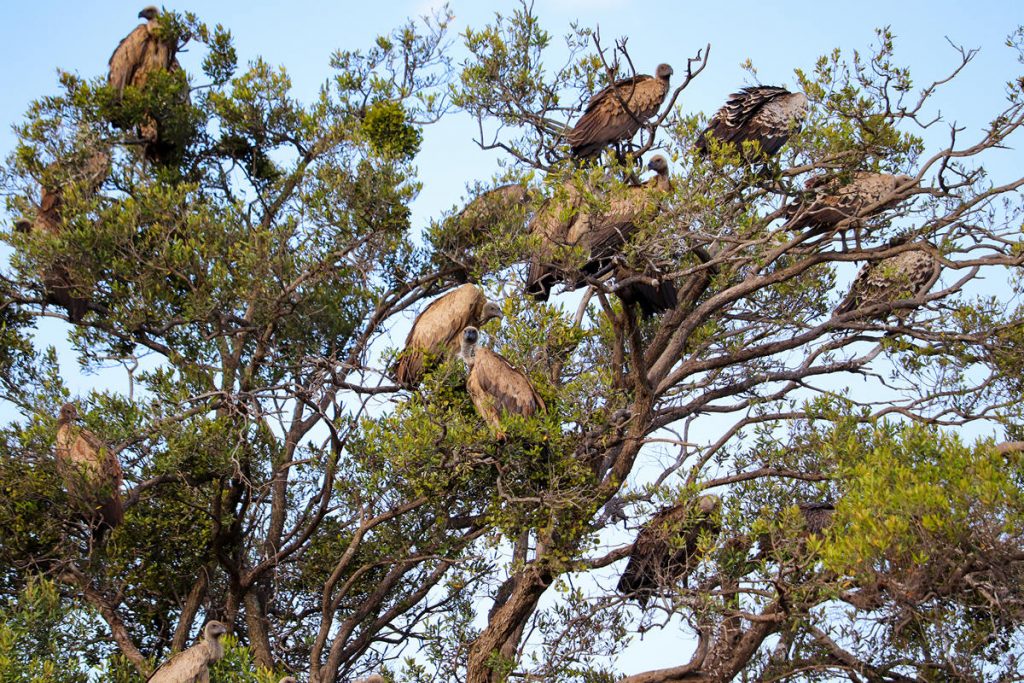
1, 4, 1023, 682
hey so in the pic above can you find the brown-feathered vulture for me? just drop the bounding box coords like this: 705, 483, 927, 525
798, 502, 836, 535
526, 155, 674, 312
396, 284, 503, 388
278, 678, 297, 683
617, 494, 721, 607
55, 403, 123, 537
109, 7, 178, 96
458, 326, 545, 438
16, 152, 110, 322
147, 621, 228, 683
835, 243, 940, 319
568, 64, 673, 159
696, 86, 808, 157
786, 172, 916, 237
108, 7, 188, 164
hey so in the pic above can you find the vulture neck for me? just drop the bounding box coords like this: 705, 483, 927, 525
206, 636, 224, 662
460, 342, 477, 369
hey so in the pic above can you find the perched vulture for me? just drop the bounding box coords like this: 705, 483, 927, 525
617, 495, 722, 607
458, 326, 545, 438
278, 678, 297, 683
55, 403, 123, 537
799, 502, 836, 535
108, 7, 178, 97
17, 152, 110, 322
396, 284, 503, 388
697, 86, 808, 157
148, 621, 228, 683
568, 64, 673, 159
835, 243, 940, 319
435, 184, 532, 278
526, 155, 672, 306
108, 7, 189, 164
786, 172, 916, 237
354, 676, 386, 683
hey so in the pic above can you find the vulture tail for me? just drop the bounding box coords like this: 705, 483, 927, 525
525, 261, 557, 301
617, 279, 678, 317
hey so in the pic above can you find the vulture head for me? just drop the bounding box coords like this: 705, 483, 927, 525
459, 326, 480, 368
58, 403, 78, 426
138, 6, 160, 20
481, 301, 503, 326
696, 494, 721, 515
655, 63, 674, 81
647, 155, 669, 175
204, 620, 228, 640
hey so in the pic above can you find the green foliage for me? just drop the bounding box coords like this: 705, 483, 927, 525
0, 579, 91, 683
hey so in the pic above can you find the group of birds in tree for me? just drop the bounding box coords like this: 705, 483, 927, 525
22, 6, 949, 676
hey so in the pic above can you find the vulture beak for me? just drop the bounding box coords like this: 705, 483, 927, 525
138, 9, 147, 18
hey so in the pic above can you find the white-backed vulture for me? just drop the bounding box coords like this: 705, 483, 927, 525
109, 7, 178, 97
55, 403, 123, 537
617, 495, 721, 607
18, 152, 110, 322
757, 501, 836, 562
148, 620, 228, 683
568, 64, 673, 159
697, 86, 808, 157
526, 155, 673, 312
435, 184, 532, 279
786, 172, 916, 236
396, 284, 503, 388
458, 326, 545, 438
109, 7, 189, 164
835, 243, 940, 319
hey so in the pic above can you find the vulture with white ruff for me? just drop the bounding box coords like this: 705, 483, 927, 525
568, 64, 673, 159
148, 620, 228, 683
396, 284, 503, 388
55, 403, 123, 537
835, 242, 940, 319
458, 326, 545, 438
526, 155, 674, 312
617, 494, 721, 607
787, 172, 916, 237
697, 86, 808, 157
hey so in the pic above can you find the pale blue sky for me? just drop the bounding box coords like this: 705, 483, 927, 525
1, 0, 1022, 675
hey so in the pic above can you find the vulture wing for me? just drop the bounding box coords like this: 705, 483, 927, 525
148, 642, 211, 683
109, 24, 151, 94
467, 347, 544, 433
397, 284, 484, 387
697, 86, 805, 156
569, 74, 668, 158
836, 246, 939, 317
799, 502, 836, 535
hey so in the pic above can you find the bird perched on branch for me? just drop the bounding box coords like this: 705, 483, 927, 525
435, 184, 533, 280
108, 6, 190, 164
148, 620, 228, 682
835, 242, 940, 320
396, 284, 503, 388
568, 64, 673, 159
526, 155, 676, 315
786, 172, 916, 243
697, 86, 808, 158
617, 495, 721, 607
55, 403, 123, 539
15, 153, 110, 322
458, 326, 545, 439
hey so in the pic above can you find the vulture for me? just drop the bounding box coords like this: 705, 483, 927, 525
617, 494, 722, 607
108, 7, 189, 164
458, 326, 545, 438
355, 676, 386, 683
697, 86, 808, 157
799, 502, 836, 535
568, 64, 673, 159
433, 184, 532, 279
786, 172, 916, 238
148, 620, 228, 683
835, 243, 940, 319
108, 7, 178, 96
396, 284, 503, 388
278, 679, 297, 683
526, 155, 673, 310
55, 403, 123, 537
16, 152, 110, 322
